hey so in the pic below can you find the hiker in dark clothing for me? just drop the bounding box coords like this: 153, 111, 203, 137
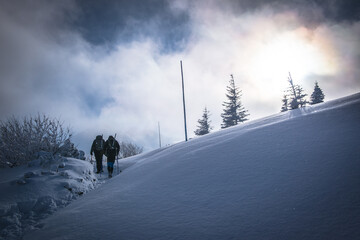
90, 135, 105, 173
104, 135, 120, 178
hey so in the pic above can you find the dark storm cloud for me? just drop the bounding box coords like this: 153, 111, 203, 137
214, 0, 360, 24
70, 0, 360, 51
0, 0, 110, 118
73, 0, 191, 52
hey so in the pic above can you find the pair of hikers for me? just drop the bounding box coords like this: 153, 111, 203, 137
90, 135, 120, 178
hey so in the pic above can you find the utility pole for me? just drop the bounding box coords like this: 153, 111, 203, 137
180, 60, 188, 141
158, 122, 162, 148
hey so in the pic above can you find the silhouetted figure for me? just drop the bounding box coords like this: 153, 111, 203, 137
90, 135, 105, 173
104, 136, 120, 178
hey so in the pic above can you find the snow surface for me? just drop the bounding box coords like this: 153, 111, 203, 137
9, 93, 360, 239
0, 152, 134, 240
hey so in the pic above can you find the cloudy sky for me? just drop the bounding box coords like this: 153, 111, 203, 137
0, 0, 359, 152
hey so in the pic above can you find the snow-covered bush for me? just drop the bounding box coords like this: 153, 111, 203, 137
0, 114, 81, 168
119, 141, 143, 159
59, 139, 85, 160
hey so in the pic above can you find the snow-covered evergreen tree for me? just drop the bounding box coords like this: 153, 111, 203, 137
221, 75, 249, 128
295, 85, 308, 108
310, 81, 325, 105
194, 107, 213, 136
286, 73, 308, 110
280, 95, 288, 112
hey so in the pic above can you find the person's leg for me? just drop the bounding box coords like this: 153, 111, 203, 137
110, 161, 114, 174
96, 157, 101, 173
107, 163, 111, 173
95, 153, 103, 173
107, 161, 114, 177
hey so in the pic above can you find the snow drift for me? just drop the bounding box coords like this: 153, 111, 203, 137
0, 154, 98, 239
0, 151, 133, 240
25, 93, 360, 240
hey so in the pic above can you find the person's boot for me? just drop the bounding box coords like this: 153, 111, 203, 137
96, 161, 102, 174
108, 166, 112, 178
111, 167, 115, 178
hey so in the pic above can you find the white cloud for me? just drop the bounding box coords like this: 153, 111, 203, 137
1, 1, 359, 153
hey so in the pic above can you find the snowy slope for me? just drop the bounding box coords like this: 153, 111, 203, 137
0, 155, 99, 240
25, 93, 360, 240
0, 153, 135, 240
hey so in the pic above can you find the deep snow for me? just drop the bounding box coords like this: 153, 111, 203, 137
0, 154, 98, 240
0, 152, 136, 240
11, 93, 360, 239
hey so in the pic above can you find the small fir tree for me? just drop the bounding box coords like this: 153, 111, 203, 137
310, 81, 325, 105
287, 72, 299, 109
295, 85, 308, 108
280, 95, 288, 112
221, 74, 249, 128
194, 107, 213, 136
286, 72, 308, 109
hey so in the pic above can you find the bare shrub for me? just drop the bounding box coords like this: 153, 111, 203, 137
0, 114, 75, 168
119, 142, 143, 159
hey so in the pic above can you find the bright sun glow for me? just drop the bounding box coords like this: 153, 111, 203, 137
248, 30, 337, 93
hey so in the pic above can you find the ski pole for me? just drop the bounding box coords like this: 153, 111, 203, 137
91, 155, 95, 172
116, 154, 119, 174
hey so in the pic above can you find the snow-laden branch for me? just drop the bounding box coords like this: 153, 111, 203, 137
0, 114, 79, 168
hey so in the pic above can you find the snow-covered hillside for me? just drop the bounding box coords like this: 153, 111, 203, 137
0, 155, 97, 240
22, 93, 360, 239
0, 153, 136, 239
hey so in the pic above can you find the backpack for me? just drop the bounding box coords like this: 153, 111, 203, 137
108, 139, 116, 150
95, 135, 104, 151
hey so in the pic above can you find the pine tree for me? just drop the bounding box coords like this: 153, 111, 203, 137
310, 81, 325, 105
286, 72, 308, 109
221, 74, 249, 128
295, 85, 308, 108
287, 72, 299, 109
280, 95, 288, 112
194, 107, 213, 136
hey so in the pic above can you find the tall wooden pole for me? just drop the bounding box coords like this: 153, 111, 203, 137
158, 122, 162, 148
180, 60, 188, 141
